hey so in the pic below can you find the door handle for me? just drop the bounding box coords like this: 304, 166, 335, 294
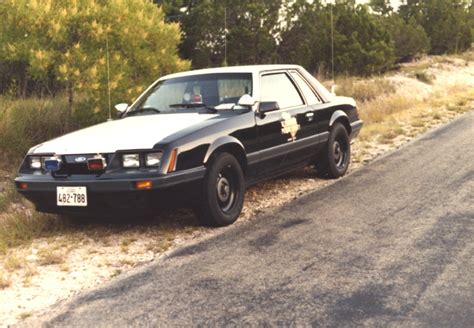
306, 112, 314, 121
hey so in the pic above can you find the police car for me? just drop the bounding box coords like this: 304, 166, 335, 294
15, 65, 363, 226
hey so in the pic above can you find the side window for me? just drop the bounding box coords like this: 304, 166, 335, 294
260, 73, 304, 109
290, 72, 322, 105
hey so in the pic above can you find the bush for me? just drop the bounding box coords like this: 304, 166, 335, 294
0, 0, 189, 125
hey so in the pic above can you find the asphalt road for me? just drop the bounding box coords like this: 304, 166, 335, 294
40, 111, 473, 327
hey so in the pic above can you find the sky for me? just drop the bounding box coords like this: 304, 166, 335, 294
357, 0, 402, 9
331, 0, 403, 9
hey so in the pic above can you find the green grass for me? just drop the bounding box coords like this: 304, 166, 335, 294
0, 178, 21, 212
0, 95, 95, 165
0, 212, 67, 254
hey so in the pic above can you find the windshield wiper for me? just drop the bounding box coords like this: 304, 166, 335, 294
126, 107, 161, 116
169, 103, 217, 113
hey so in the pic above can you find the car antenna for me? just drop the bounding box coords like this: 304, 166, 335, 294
224, 6, 227, 67
330, 2, 336, 96
106, 33, 112, 121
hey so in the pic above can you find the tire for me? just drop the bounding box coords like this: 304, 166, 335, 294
315, 122, 351, 179
194, 152, 245, 226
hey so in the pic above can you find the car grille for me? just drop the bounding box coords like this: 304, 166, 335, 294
54, 154, 112, 176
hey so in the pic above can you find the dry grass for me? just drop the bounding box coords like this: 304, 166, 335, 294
0, 178, 21, 213
335, 77, 396, 102
337, 58, 474, 145
413, 71, 434, 84
18, 312, 32, 320
0, 211, 68, 254
0, 272, 11, 289
37, 248, 66, 266
359, 95, 418, 125
4, 253, 24, 271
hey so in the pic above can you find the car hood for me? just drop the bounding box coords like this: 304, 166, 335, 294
30, 113, 219, 155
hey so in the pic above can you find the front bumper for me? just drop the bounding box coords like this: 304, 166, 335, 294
14, 166, 206, 215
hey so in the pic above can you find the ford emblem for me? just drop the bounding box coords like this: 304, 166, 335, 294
75, 156, 87, 163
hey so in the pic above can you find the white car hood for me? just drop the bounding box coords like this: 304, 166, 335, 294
31, 113, 218, 155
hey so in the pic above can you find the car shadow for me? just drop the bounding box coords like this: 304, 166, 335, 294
38, 166, 321, 240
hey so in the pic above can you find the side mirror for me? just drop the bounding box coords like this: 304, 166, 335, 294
259, 101, 279, 114
237, 94, 257, 107
114, 103, 128, 115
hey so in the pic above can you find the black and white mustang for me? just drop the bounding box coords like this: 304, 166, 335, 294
15, 65, 363, 226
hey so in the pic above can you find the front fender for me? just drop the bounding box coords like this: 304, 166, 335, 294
204, 136, 245, 164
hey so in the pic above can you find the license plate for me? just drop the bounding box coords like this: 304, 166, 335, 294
57, 186, 87, 207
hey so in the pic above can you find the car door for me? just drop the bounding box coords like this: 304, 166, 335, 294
283, 70, 327, 168
255, 71, 314, 178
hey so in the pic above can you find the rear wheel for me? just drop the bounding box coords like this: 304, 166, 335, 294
316, 122, 350, 179
194, 152, 244, 226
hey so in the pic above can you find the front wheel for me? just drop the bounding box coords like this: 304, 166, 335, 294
194, 152, 245, 226
316, 122, 351, 179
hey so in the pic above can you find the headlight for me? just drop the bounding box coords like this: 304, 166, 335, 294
145, 152, 162, 167
29, 156, 42, 169
122, 154, 140, 168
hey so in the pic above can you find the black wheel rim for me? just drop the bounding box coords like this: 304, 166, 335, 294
215, 165, 238, 213
333, 136, 348, 170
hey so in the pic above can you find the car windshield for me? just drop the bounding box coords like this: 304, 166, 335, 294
126, 73, 253, 116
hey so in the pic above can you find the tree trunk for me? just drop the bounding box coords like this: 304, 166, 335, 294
66, 81, 74, 132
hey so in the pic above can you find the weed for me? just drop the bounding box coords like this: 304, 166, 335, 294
432, 112, 442, 120
120, 237, 137, 248
414, 71, 434, 84
37, 248, 65, 266
119, 259, 135, 266
411, 118, 426, 128
19, 312, 32, 320
0, 180, 21, 213
378, 126, 405, 144
24, 264, 38, 278
359, 95, 417, 124
120, 244, 129, 253
456, 99, 466, 107
446, 105, 463, 113
4, 253, 23, 271
0, 211, 68, 254
60, 263, 70, 272
401, 61, 432, 74
0, 272, 11, 289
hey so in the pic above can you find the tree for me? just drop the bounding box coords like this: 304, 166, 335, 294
399, 0, 472, 54
369, 0, 393, 15
162, 0, 282, 69
279, 2, 395, 76
387, 16, 430, 62
0, 0, 189, 126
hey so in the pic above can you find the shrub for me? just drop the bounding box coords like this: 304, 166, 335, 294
0, 0, 189, 125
